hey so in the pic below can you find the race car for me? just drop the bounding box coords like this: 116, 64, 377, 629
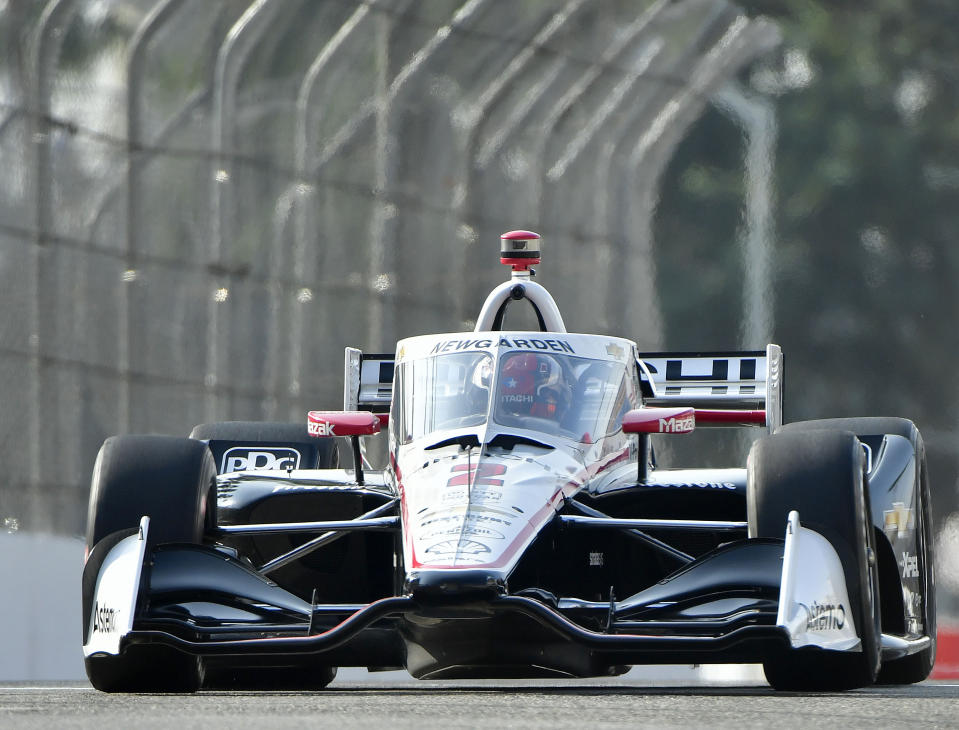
82, 230, 936, 692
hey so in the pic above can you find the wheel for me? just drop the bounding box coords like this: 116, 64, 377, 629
748, 430, 881, 691
84, 645, 205, 694
780, 417, 936, 684
83, 435, 216, 692
86, 435, 216, 549
189, 421, 338, 472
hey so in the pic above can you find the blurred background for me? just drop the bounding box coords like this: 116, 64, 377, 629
0, 0, 956, 679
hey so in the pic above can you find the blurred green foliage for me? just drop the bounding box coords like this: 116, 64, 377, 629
656, 0, 959, 434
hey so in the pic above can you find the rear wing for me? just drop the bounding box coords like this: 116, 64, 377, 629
344, 348, 394, 413
344, 344, 784, 431
638, 344, 783, 432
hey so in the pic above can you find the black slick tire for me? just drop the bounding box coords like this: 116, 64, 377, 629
780, 417, 936, 684
748, 429, 881, 691
83, 435, 215, 692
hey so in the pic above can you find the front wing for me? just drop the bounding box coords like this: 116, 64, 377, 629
81, 512, 927, 676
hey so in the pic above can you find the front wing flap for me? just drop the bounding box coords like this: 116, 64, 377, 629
82, 517, 150, 657
777, 510, 860, 651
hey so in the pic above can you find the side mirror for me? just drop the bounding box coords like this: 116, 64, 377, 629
307, 410, 381, 437
622, 407, 695, 434
307, 410, 384, 486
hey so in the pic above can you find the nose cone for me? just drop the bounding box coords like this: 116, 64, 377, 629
404, 479, 530, 573
400, 449, 579, 599
406, 568, 505, 602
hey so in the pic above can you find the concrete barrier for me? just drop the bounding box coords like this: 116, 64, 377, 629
0, 532, 85, 680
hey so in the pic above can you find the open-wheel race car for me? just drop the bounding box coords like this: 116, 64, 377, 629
83, 231, 936, 692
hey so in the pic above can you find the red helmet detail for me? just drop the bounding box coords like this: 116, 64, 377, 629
499, 353, 565, 420
500, 354, 538, 408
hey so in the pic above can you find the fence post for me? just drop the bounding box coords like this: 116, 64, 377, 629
123, 0, 186, 435
207, 0, 284, 420
29, 0, 76, 513
374, 0, 496, 348
620, 16, 777, 350
449, 0, 588, 326
287, 3, 373, 409
713, 81, 777, 350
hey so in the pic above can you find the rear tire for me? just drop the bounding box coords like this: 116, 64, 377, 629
748, 430, 881, 691
84, 435, 215, 692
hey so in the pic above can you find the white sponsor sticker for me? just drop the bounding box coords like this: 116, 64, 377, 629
659, 415, 695, 433
221, 447, 300, 473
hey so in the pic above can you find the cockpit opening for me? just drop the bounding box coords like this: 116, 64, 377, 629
391, 346, 636, 446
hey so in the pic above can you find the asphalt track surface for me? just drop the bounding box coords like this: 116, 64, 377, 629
3, 675, 958, 729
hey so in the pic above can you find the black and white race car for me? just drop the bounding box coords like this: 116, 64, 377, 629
82, 231, 936, 692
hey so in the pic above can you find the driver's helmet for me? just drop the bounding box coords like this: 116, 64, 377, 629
498, 352, 570, 421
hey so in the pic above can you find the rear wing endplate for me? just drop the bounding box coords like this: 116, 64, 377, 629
344, 348, 394, 413
638, 344, 783, 432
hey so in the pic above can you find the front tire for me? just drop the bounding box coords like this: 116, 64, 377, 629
748, 430, 881, 691
779, 417, 936, 684
83, 435, 215, 692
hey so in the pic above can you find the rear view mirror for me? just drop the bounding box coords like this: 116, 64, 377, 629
307, 411, 381, 437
